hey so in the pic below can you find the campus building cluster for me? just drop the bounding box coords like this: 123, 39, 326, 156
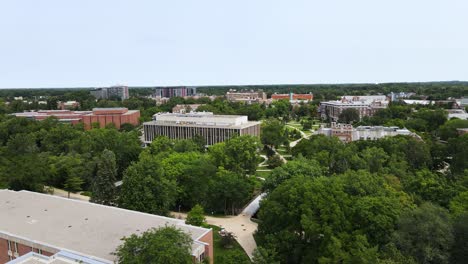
319, 95, 389, 121
12, 108, 140, 130
143, 112, 261, 145
90, 86, 129, 101
0, 190, 213, 264
317, 122, 414, 143
225, 90, 267, 104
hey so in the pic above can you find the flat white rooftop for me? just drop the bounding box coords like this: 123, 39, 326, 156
148, 112, 260, 129
0, 190, 210, 262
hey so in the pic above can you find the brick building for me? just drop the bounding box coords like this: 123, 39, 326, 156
271, 93, 313, 102
225, 90, 267, 104
0, 190, 213, 264
319, 95, 389, 121
81, 108, 140, 130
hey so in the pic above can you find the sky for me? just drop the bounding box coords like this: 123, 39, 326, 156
0, 0, 467, 88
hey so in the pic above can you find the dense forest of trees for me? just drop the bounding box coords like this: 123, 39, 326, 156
255, 130, 467, 263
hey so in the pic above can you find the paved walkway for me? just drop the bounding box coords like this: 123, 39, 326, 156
173, 211, 259, 259
47, 187, 90, 201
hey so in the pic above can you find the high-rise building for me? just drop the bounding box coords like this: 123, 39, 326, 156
90, 86, 129, 101
153, 86, 197, 98
0, 190, 213, 264
143, 112, 261, 145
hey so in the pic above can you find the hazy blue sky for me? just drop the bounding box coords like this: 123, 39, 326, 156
0, 0, 466, 88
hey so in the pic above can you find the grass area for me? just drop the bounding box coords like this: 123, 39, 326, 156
255, 170, 272, 179
210, 225, 251, 263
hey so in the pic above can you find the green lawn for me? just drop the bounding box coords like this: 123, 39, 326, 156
255, 170, 272, 179
210, 225, 251, 263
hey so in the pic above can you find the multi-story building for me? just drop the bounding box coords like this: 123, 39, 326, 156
153, 86, 197, 98
0, 190, 213, 264
172, 104, 205, 114
317, 122, 413, 142
319, 95, 389, 121
81, 108, 140, 130
225, 90, 267, 104
57, 101, 80, 110
143, 112, 261, 145
12, 110, 92, 125
12, 108, 140, 130
271, 93, 313, 102
90, 86, 129, 101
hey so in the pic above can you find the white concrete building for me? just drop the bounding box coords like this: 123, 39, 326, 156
317, 123, 414, 142
143, 112, 261, 145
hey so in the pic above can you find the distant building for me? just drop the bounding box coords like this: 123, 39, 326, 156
460, 97, 468, 107
447, 109, 468, 120
225, 90, 267, 104
172, 104, 204, 114
319, 95, 389, 121
57, 101, 80, 110
153, 86, 197, 98
389, 92, 416, 101
143, 112, 261, 145
81, 108, 140, 130
12, 110, 91, 125
457, 128, 468, 135
402, 100, 433, 105
271, 93, 313, 103
90, 86, 129, 101
12, 108, 140, 130
317, 122, 413, 142
0, 190, 213, 264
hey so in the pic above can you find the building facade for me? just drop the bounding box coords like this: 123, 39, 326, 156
90, 86, 129, 101
319, 95, 389, 121
153, 87, 197, 98
172, 104, 204, 114
271, 93, 313, 102
0, 190, 213, 264
12, 108, 140, 130
225, 90, 267, 104
143, 112, 261, 145
81, 108, 140, 130
317, 122, 414, 142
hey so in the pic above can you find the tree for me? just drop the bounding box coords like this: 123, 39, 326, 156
252, 247, 280, 264
449, 191, 468, 218
63, 175, 84, 198
119, 152, 177, 216
115, 226, 193, 264
267, 154, 284, 169
185, 204, 207, 227
224, 135, 260, 175
261, 119, 286, 148
438, 119, 468, 140
451, 213, 468, 264
91, 149, 118, 205
338, 108, 360, 123
393, 203, 454, 264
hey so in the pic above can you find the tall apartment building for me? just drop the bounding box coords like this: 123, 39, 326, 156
0, 190, 213, 264
225, 90, 267, 104
143, 112, 261, 145
90, 86, 129, 101
153, 86, 197, 98
319, 95, 389, 121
